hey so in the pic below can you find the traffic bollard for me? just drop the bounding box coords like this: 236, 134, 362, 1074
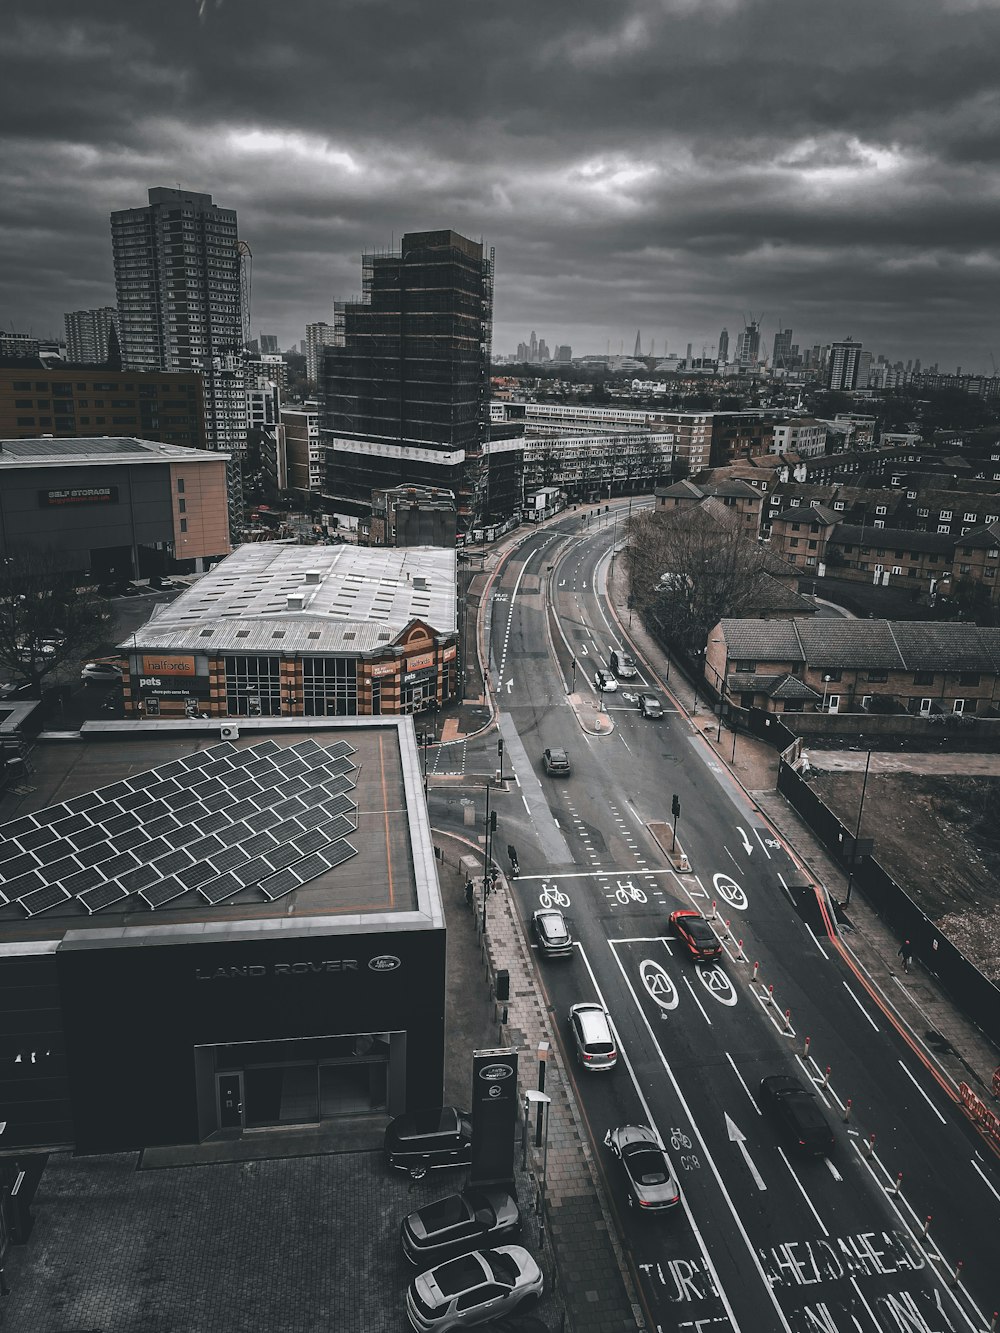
894, 1173, 902, 1195
822, 1065, 831, 1088
783, 1008, 792, 1032
767, 984, 774, 1006
803, 1035, 810, 1058
752, 960, 759, 981
865, 1132, 876, 1156
922, 1215, 932, 1238
737, 939, 745, 961
843, 1098, 852, 1123
950, 1261, 963, 1289
710, 899, 718, 920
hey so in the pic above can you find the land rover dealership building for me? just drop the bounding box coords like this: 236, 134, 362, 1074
0, 718, 446, 1153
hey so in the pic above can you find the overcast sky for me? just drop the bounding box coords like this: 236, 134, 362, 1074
4, 0, 1000, 371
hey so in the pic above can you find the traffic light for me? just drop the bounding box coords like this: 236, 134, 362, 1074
497, 738, 504, 760
672, 794, 681, 818
489, 810, 497, 833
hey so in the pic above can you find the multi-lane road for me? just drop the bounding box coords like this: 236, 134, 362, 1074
432, 505, 999, 1333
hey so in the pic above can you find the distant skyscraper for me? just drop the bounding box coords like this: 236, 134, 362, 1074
553, 345, 572, 363
685, 342, 693, 362
306, 313, 344, 385
322, 229, 493, 526
827, 338, 866, 391
111, 187, 241, 373
772, 327, 793, 369
735, 320, 761, 368
634, 330, 643, 358
718, 328, 729, 363
537, 339, 550, 362
529, 331, 538, 363
64, 307, 118, 364
516, 341, 529, 362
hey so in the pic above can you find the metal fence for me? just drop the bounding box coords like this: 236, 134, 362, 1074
777, 759, 1000, 1050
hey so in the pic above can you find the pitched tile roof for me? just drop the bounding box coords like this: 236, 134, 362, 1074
719, 618, 1000, 673
831, 524, 954, 554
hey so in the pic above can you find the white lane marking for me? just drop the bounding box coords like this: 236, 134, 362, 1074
825, 1158, 842, 1181
579, 943, 746, 1333
618, 735, 632, 753
777, 1147, 829, 1235
682, 973, 713, 1027
752, 827, 774, 860
795, 1055, 832, 1109
522, 794, 530, 814
897, 1060, 947, 1125
806, 926, 829, 960
726, 1115, 767, 1192
725, 1053, 761, 1115
553, 817, 560, 829
971, 1157, 1000, 1204
515, 868, 677, 881
842, 981, 880, 1031
848, 1275, 882, 1329
775, 872, 796, 907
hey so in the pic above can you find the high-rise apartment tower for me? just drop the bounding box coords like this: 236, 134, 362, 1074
827, 338, 867, 391
322, 230, 493, 527
64, 307, 118, 364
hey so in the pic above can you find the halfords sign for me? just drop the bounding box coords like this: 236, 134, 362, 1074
195, 955, 402, 981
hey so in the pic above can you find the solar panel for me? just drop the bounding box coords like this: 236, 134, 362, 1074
269, 819, 303, 844
249, 739, 282, 757
118, 789, 154, 812
209, 845, 251, 875
0, 850, 39, 880
212, 822, 247, 848
61, 866, 105, 895
251, 768, 285, 790
127, 768, 162, 790
201, 790, 237, 813
70, 824, 107, 851
99, 780, 133, 802
144, 813, 180, 839
243, 757, 276, 778
294, 806, 328, 831
323, 815, 355, 842
185, 834, 225, 861
241, 829, 278, 856
191, 777, 225, 799
46, 855, 83, 882
272, 748, 305, 771
141, 877, 188, 909
155, 759, 188, 779
178, 752, 212, 771
228, 779, 261, 802
198, 873, 243, 905
104, 811, 140, 837
202, 740, 239, 759
323, 839, 358, 869
0, 886, 7, 907
4, 870, 44, 898
100, 851, 139, 879
74, 841, 114, 869
152, 848, 194, 876
166, 823, 202, 848
33, 839, 75, 867
50, 812, 93, 839
19, 824, 58, 851
321, 774, 352, 797
63, 791, 103, 814
270, 797, 307, 821
194, 809, 230, 836
289, 739, 323, 756
3, 817, 39, 839
291, 827, 331, 856
302, 751, 334, 771
199, 759, 235, 779
163, 789, 200, 812
226, 799, 260, 822
293, 851, 334, 882
252, 808, 282, 832
323, 740, 355, 759
115, 827, 150, 854
79, 882, 129, 914
280, 775, 310, 798
19, 884, 72, 916
231, 855, 274, 887
296, 787, 329, 810
117, 863, 162, 892
146, 778, 182, 800
322, 794, 355, 819
257, 867, 299, 900
263, 844, 300, 872
176, 861, 215, 889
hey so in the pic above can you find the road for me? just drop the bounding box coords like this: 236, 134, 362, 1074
431, 506, 999, 1333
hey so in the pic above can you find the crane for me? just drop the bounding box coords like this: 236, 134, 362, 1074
236, 240, 253, 352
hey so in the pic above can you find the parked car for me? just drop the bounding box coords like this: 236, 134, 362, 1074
637, 694, 663, 719
532, 909, 573, 958
384, 1106, 473, 1175
406, 1245, 543, 1331
610, 650, 638, 680
0, 681, 35, 701
542, 746, 571, 776
759, 1074, 835, 1156
400, 1187, 521, 1265
568, 1002, 617, 1071
604, 1125, 681, 1213
669, 909, 722, 962
81, 662, 124, 685
594, 669, 618, 693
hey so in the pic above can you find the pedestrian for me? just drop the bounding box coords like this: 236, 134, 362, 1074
897, 939, 913, 974
464, 879, 474, 908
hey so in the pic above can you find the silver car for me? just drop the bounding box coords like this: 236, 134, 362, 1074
406, 1244, 543, 1330
604, 1125, 681, 1213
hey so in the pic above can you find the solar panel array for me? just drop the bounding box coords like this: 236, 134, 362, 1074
0, 739, 359, 918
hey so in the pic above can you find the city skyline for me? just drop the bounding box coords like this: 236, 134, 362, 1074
4, 1, 1000, 373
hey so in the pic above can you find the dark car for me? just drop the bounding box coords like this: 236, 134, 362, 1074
759, 1074, 835, 1156
532, 908, 573, 958
610, 650, 638, 680
637, 694, 663, 719
670, 909, 722, 962
385, 1106, 474, 1175
0, 681, 35, 701
401, 1186, 521, 1265
542, 746, 571, 776
604, 1125, 681, 1213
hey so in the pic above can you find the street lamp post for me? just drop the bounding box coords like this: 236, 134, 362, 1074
524, 1090, 552, 1248
843, 749, 872, 908
822, 674, 832, 712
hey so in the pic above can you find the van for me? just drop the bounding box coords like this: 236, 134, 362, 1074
568, 1002, 617, 1071
610, 650, 638, 680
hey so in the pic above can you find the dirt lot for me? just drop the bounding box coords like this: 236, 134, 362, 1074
809, 772, 1000, 983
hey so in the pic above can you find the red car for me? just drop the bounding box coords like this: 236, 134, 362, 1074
670, 909, 722, 961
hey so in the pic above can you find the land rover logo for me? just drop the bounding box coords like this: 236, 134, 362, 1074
479, 1062, 514, 1082
368, 955, 402, 972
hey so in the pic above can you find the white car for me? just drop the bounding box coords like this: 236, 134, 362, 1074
594, 669, 618, 693
81, 662, 124, 685
406, 1244, 543, 1330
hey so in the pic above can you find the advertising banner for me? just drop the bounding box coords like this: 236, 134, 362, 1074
142, 655, 196, 677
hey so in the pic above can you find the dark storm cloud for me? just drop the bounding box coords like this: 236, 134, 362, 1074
4, 0, 1000, 367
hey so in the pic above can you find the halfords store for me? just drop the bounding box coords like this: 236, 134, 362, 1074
120, 543, 458, 719
0, 719, 446, 1152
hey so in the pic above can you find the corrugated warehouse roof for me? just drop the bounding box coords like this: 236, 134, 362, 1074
125, 543, 456, 655
0, 436, 222, 466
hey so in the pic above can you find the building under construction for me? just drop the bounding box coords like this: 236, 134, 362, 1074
321, 230, 493, 531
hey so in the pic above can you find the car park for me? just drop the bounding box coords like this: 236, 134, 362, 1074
669, 909, 722, 961
637, 694, 663, 719
568, 1002, 617, 1071
406, 1244, 543, 1331
400, 1187, 521, 1265
542, 746, 571, 776
603, 1125, 681, 1213
81, 662, 124, 685
531, 909, 573, 958
593, 669, 618, 693
384, 1106, 473, 1175
610, 650, 638, 680
759, 1074, 835, 1156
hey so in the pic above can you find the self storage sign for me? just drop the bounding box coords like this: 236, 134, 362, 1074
39, 486, 119, 506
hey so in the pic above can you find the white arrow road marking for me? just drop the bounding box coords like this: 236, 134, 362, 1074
726, 1114, 767, 1191
505, 678, 513, 693
736, 826, 753, 855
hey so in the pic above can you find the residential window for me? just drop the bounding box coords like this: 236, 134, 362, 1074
985, 567, 997, 579
940, 510, 952, 520
959, 563, 971, 574
178, 498, 186, 513
906, 491, 917, 499
789, 538, 800, 547
959, 672, 980, 686
937, 524, 950, 533
834, 502, 845, 510
917, 508, 929, 517
873, 520, 884, 529
876, 506, 887, 515
891, 566, 902, 575
177, 478, 185, 493
13, 399, 32, 408
179, 518, 188, 533
913, 671, 934, 686
964, 513, 976, 522
16, 417, 34, 427
953, 699, 966, 714
866, 670, 888, 682
791, 522, 801, 531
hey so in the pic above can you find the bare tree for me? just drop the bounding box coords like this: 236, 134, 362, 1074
625, 502, 772, 655
0, 550, 111, 693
